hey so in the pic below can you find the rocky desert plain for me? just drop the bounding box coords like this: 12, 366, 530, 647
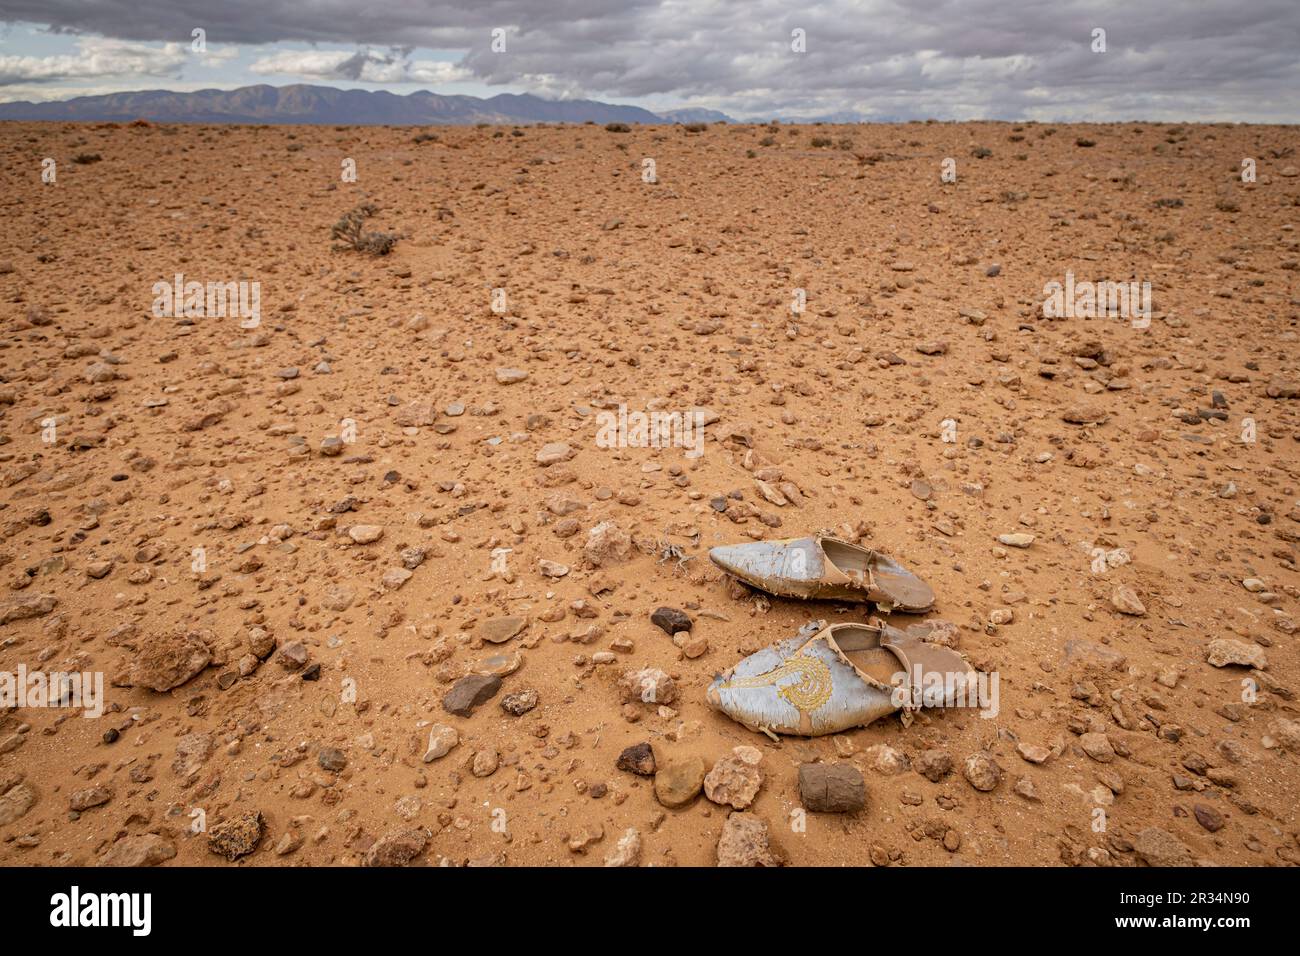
0, 117, 1298, 868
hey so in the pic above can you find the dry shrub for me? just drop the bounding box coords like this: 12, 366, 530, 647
330, 203, 397, 256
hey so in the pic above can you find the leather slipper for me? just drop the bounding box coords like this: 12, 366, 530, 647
706, 619, 975, 737
708, 534, 935, 612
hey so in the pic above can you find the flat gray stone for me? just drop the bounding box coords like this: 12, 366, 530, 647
443, 674, 502, 716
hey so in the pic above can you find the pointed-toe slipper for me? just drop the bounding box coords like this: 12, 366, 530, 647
708, 534, 935, 612
706, 620, 975, 737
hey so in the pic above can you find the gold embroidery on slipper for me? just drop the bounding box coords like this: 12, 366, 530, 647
721, 654, 833, 713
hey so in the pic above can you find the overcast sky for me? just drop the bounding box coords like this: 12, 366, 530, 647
0, 1, 1296, 121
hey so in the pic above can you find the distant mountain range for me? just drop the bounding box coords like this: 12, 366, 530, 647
0, 83, 736, 126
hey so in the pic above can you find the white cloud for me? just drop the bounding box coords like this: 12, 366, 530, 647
0, 37, 193, 85
404, 60, 471, 84
250, 48, 470, 84
248, 49, 354, 78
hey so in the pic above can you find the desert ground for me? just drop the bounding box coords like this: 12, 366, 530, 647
0, 118, 1298, 867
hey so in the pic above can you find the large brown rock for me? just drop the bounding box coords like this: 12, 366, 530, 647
0, 781, 37, 825
916, 748, 953, 782
1265, 378, 1300, 399
1110, 585, 1146, 616
99, 833, 177, 867
1274, 717, 1300, 753
127, 630, 212, 692
704, 746, 763, 810
1206, 638, 1267, 669
1079, 732, 1116, 763
442, 674, 502, 716
866, 744, 910, 775
654, 754, 706, 808
798, 763, 866, 812
207, 811, 263, 861
478, 616, 527, 644
500, 689, 539, 716
365, 826, 429, 867
650, 606, 692, 635
0, 593, 57, 625
584, 520, 632, 566
618, 667, 678, 705
172, 732, 215, 779
616, 742, 656, 776
1134, 827, 1194, 867
69, 786, 112, 811
1062, 403, 1108, 424
393, 400, 438, 426
963, 751, 1003, 791
1062, 639, 1128, 671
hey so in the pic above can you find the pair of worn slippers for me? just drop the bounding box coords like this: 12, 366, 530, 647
705, 535, 976, 737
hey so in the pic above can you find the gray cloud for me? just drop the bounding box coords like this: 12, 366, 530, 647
248, 47, 469, 84
1, 0, 1297, 120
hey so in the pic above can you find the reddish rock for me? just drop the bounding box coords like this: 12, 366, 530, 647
716, 813, 783, 867
127, 630, 212, 692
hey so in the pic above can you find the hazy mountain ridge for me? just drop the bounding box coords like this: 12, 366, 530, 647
0, 83, 737, 125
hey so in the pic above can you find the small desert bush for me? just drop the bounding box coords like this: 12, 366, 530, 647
72, 152, 102, 164
605, 122, 631, 133
683, 122, 708, 133
810, 136, 833, 148
331, 202, 397, 256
